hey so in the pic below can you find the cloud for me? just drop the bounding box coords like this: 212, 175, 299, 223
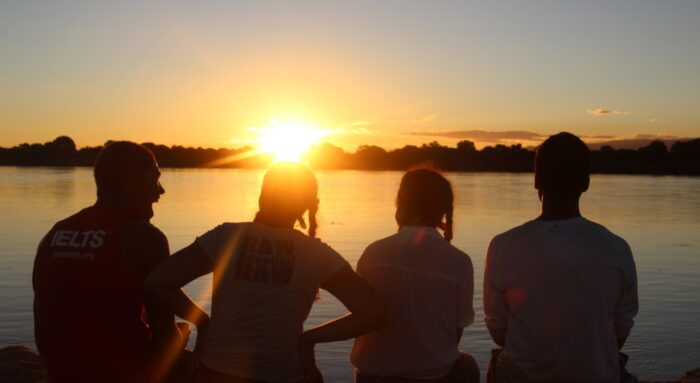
327, 121, 383, 136
406, 129, 547, 143
412, 114, 438, 123
649, 117, 656, 123
586, 108, 631, 116
339, 120, 373, 129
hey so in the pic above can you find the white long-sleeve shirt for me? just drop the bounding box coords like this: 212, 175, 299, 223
484, 217, 638, 383
351, 226, 474, 379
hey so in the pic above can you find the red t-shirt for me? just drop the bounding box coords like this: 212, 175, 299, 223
33, 205, 152, 383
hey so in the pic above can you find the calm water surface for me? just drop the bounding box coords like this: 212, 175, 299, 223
1, 167, 699, 381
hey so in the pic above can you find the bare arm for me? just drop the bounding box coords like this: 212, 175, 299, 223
301, 265, 388, 345
144, 242, 212, 333
298, 265, 387, 382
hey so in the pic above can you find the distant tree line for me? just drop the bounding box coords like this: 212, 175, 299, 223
1, 135, 700, 175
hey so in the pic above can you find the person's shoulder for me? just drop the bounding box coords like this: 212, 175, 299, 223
298, 234, 349, 271
445, 243, 472, 262
358, 232, 401, 261
298, 233, 339, 255
442, 243, 473, 276
52, 206, 92, 227
489, 220, 538, 250
368, 232, 401, 250
580, 218, 633, 255
122, 219, 167, 244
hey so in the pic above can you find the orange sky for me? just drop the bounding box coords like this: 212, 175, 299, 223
2, 2, 699, 151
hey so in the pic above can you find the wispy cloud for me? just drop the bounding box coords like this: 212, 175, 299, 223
338, 120, 373, 129
586, 108, 631, 116
412, 114, 438, 123
327, 121, 383, 136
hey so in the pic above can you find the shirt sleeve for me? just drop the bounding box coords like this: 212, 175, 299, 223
484, 235, 508, 331
195, 223, 239, 262
456, 256, 475, 327
614, 241, 639, 339
314, 239, 351, 284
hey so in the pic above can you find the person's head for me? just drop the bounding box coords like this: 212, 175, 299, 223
94, 141, 164, 219
395, 168, 454, 242
257, 162, 319, 237
535, 132, 590, 201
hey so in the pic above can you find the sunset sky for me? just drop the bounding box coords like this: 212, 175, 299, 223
2, 1, 699, 151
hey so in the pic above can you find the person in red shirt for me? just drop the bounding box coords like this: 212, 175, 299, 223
33, 141, 208, 383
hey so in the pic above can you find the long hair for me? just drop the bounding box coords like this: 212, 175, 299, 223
256, 163, 319, 237
395, 168, 454, 242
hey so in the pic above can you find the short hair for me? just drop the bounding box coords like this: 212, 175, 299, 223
535, 132, 590, 197
94, 141, 156, 198
258, 162, 319, 237
396, 168, 454, 241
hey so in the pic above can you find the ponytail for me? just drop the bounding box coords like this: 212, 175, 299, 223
296, 198, 318, 238
308, 199, 318, 238
444, 206, 453, 243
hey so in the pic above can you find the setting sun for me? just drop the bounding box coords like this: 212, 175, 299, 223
255, 119, 327, 162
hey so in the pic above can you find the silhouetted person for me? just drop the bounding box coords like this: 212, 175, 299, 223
33, 142, 191, 383
484, 132, 638, 383
352, 169, 479, 383
145, 162, 388, 383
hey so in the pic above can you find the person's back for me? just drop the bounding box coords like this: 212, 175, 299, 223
484, 133, 638, 383
486, 217, 636, 382
33, 205, 150, 382
352, 169, 479, 383
194, 221, 353, 380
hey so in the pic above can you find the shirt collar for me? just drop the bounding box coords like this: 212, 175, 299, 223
399, 225, 443, 239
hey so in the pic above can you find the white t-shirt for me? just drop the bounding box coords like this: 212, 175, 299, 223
484, 217, 638, 383
351, 226, 474, 379
195, 222, 350, 383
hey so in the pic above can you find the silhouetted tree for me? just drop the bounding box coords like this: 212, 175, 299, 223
1, 135, 699, 175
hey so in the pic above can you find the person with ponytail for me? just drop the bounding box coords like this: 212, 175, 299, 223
351, 168, 479, 383
145, 163, 387, 383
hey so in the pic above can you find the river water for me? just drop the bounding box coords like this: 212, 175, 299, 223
1, 167, 698, 381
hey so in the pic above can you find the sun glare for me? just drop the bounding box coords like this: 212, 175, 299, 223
256, 119, 327, 162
